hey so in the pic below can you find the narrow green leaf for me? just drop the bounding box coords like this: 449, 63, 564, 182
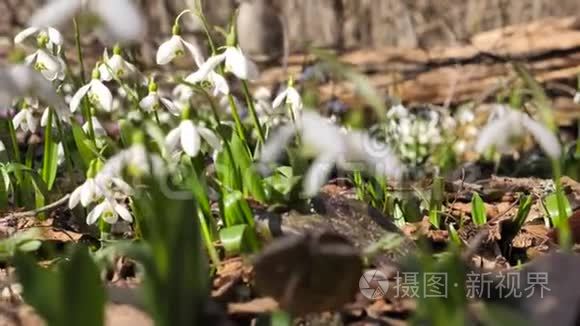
471, 193, 487, 226
514, 195, 533, 230
41, 110, 59, 190
71, 121, 97, 169
219, 224, 251, 256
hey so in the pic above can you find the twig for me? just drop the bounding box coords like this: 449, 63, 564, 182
7, 194, 71, 219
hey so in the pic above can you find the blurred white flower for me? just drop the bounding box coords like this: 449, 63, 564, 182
574, 92, 580, 104
476, 107, 561, 159
86, 198, 132, 225
98, 48, 139, 81
82, 117, 107, 138
70, 75, 113, 112
29, 0, 146, 43
69, 177, 101, 208
272, 84, 302, 117
387, 104, 408, 119
139, 90, 179, 115
165, 120, 221, 157
25, 49, 65, 81
156, 34, 204, 66
0, 65, 66, 111
69, 173, 132, 209
14, 26, 63, 52
13, 106, 39, 133
189, 46, 259, 81
40, 107, 70, 127
260, 111, 404, 197
98, 143, 166, 180
0, 141, 5, 152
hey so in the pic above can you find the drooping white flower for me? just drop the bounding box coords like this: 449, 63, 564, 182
86, 198, 132, 225
97, 143, 166, 180
189, 46, 259, 82
70, 72, 113, 113
139, 90, 179, 115
29, 0, 146, 44
24, 49, 65, 81
0, 65, 66, 110
69, 173, 132, 209
475, 107, 561, 159
14, 26, 63, 52
260, 111, 404, 197
156, 34, 204, 65
387, 104, 409, 119
68, 177, 101, 208
41, 107, 71, 127
98, 48, 139, 81
165, 120, 222, 157
82, 117, 107, 138
185, 68, 229, 96
13, 106, 40, 133
272, 84, 302, 117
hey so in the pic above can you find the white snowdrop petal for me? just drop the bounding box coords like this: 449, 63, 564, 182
14, 27, 39, 44
86, 201, 106, 225
159, 97, 179, 115
186, 54, 226, 83
139, 93, 158, 112
272, 89, 288, 109
303, 153, 336, 197
68, 186, 82, 209
208, 72, 230, 96
522, 116, 562, 159
156, 36, 183, 65
90, 80, 113, 112
475, 118, 512, 154
12, 111, 26, 130
182, 38, 205, 67
165, 126, 182, 152
260, 125, 296, 163
70, 84, 91, 112
180, 121, 201, 157
114, 203, 133, 222
29, 0, 82, 30
224, 47, 251, 80
80, 179, 95, 207
47, 27, 63, 46
93, 0, 146, 43
198, 127, 222, 150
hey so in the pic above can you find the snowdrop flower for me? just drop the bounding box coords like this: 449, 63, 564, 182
139, 81, 179, 114
189, 46, 259, 82
0, 65, 65, 110
69, 173, 132, 209
387, 104, 409, 119
29, 0, 146, 44
476, 107, 561, 159
69, 177, 102, 208
272, 81, 302, 117
166, 119, 222, 157
82, 117, 107, 138
14, 26, 63, 52
185, 68, 229, 96
86, 198, 132, 225
98, 142, 166, 180
13, 106, 40, 133
0, 141, 5, 152
260, 111, 404, 196
41, 107, 71, 127
574, 92, 580, 104
70, 69, 113, 113
98, 46, 139, 81
156, 16, 204, 65
25, 48, 65, 81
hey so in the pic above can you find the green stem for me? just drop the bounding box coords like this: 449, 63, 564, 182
241, 80, 265, 145
552, 160, 571, 250
73, 18, 86, 84
198, 210, 220, 266
226, 94, 248, 145
55, 116, 75, 173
